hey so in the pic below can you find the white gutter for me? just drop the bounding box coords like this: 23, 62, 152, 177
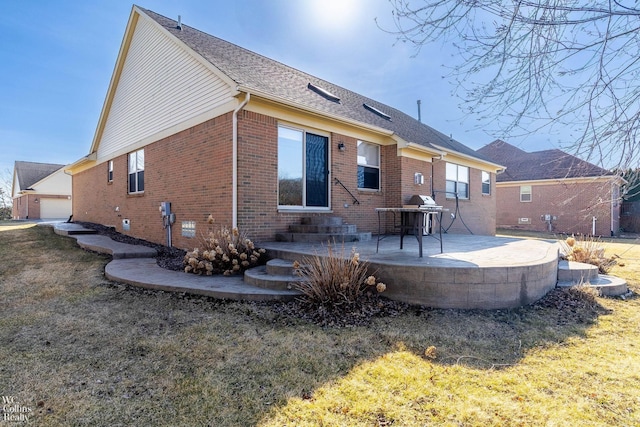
401, 141, 446, 157
232, 92, 250, 228
430, 143, 505, 172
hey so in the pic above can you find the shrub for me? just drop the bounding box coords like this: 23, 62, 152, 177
183, 215, 265, 276
559, 234, 619, 274
292, 243, 386, 305
0, 206, 11, 220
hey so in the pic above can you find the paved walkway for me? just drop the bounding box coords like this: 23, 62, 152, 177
53, 223, 300, 301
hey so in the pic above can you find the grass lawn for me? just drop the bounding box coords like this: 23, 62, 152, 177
1, 223, 639, 426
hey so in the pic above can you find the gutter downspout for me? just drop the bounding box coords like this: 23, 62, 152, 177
232, 92, 250, 229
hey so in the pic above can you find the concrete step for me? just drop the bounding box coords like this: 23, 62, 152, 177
557, 274, 628, 297
243, 265, 304, 291
301, 216, 343, 226
289, 224, 358, 234
53, 223, 98, 236
265, 258, 304, 275
275, 232, 372, 243
557, 260, 599, 284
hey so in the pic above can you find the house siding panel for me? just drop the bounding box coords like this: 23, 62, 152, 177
97, 16, 234, 162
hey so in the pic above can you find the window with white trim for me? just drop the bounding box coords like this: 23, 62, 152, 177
481, 171, 491, 195
128, 149, 144, 194
445, 163, 469, 199
107, 160, 114, 183
357, 141, 380, 190
277, 125, 329, 208
520, 185, 532, 202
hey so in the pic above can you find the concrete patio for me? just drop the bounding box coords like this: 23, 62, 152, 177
55, 222, 561, 309
261, 233, 560, 309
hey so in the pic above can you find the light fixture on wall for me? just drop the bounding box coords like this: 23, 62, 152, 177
34, 198, 39, 203
414, 173, 424, 185
337, 142, 345, 151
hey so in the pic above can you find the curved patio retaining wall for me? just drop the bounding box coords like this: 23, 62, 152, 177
262, 236, 560, 310
371, 257, 559, 309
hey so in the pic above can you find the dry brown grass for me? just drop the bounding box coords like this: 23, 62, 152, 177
1, 224, 639, 426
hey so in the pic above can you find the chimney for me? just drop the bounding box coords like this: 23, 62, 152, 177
417, 99, 422, 123
177, 15, 182, 30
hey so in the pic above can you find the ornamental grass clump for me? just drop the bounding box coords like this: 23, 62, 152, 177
183, 215, 266, 276
559, 234, 619, 274
292, 243, 386, 306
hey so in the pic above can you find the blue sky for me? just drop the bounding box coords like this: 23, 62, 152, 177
0, 0, 561, 176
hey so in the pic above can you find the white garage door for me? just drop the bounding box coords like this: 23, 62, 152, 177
40, 198, 72, 219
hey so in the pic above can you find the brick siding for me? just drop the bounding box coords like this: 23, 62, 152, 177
73, 113, 234, 248
496, 180, 617, 236
74, 109, 497, 248
431, 160, 497, 235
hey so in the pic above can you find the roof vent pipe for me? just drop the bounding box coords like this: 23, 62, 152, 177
417, 99, 421, 123
177, 15, 182, 30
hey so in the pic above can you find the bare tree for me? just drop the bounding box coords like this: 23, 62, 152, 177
0, 168, 13, 218
382, 0, 640, 169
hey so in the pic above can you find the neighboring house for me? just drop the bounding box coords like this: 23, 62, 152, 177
67, 6, 503, 248
12, 161, 72, 220
477, 140, 623, 236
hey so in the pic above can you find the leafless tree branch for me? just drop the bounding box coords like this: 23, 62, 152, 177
380, 0, 640, 169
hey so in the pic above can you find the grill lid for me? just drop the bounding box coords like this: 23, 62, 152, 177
407, 195, 436, 207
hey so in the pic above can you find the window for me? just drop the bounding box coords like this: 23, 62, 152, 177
128, 149, 144, 193
181, 221, 196, 238
520, 185, 532, 202
357, 141, 380, 190
107, 160, 113, 182
278, 125, 329, 208
445, 163, 469, 199
481, 171, 491, 195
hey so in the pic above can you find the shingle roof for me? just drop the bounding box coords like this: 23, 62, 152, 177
477, 140, 611, 182
140, 7, 495, 164
14, 161, 64, 190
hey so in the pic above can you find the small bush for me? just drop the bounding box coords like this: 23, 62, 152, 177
0, 206, 11, 220
293, 243, 386, 305
559, 234, 619, 274
183, 215, 265, 276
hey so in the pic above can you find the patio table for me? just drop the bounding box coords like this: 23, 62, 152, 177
375, 207, 444, 257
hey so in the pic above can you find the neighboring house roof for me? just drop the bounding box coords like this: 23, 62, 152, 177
13, 161, 65, 193
477, 140, 612, 182
137, 7, 496, 166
